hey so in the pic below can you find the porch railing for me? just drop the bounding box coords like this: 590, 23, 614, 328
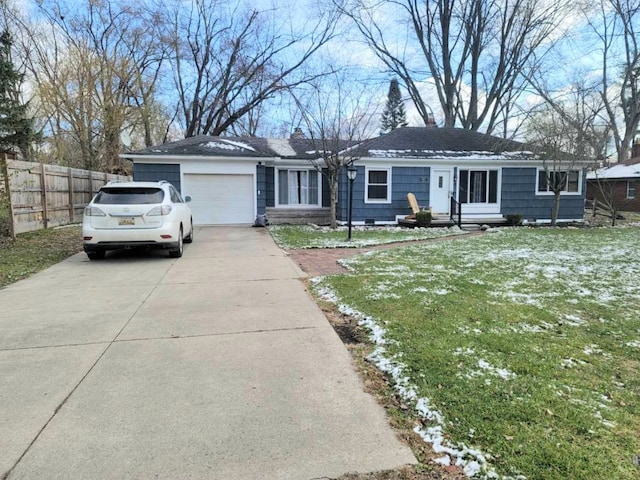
450, 196, 462, 228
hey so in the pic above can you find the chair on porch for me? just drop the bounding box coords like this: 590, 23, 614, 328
405, 192, 423, 220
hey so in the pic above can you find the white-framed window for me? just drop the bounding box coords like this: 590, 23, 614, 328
628, 181, 636, 199
536, 169, 581, 195
365, 167, 391, 203
277, 168, 320, 206
459, 169, 499, 204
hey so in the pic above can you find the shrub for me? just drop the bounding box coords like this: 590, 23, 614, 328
416, 209, 432, 227
506, 213, 523, 226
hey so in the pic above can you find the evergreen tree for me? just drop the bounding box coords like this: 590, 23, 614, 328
380, 78, 408, 134
0, 30, 37, 157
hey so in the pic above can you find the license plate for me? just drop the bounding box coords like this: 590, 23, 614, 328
118, 217, 135, 226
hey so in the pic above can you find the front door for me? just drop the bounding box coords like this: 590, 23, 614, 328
430, 169, 451, 215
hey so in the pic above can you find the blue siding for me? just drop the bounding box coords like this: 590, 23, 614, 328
133, 163, 181, 192
322, 169, 331, 208
257, 165, 266, 214
340, 166, 430, 223
501, 168, 585, 220
265, 167, 275, 207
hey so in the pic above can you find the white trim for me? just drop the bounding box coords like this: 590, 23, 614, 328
274, 166, 323, 208
627, 180, 636, 199
535, 168, 583, 196
456, 168, 502, 215
357, 156, 591, 168
127, 154, 260, 163
365, 166, 392, 204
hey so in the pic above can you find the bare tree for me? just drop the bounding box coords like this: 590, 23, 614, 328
589, 0, 640, 162
339, 0, 569, 135
588, 171, 630, 226
525, 79, 611, 162
292, 71, 379, 228
163, 0, 339, 138
11, 0, 166, 171
525, 107, 593, 225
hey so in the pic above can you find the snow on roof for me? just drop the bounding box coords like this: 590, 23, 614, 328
202, 140, 255, 151
267, 138, 297, 157
587, 163, 640, 180
367, 149, 535, 160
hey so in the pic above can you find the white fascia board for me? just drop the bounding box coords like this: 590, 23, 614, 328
122, 154, 262, 164
357, 156, 589, 169
271, 157, 326, 168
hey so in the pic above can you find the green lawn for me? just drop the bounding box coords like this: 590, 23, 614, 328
0, 226, 83, 287
314, 227, 640, 479
269, 224, 467, 249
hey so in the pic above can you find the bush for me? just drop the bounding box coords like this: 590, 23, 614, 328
506, 213, 523, 226
415, 209, 432, 227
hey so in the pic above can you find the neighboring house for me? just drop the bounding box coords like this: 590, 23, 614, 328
123, 127, 587, 226
586, 161, 640, 212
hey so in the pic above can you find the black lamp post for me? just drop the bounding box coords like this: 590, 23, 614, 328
347, 165, 357, 241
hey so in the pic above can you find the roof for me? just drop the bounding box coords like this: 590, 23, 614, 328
587, 162, 640, 180
349, 127, 535, 159
126, 135, 354, 160
125, 127, 542, 163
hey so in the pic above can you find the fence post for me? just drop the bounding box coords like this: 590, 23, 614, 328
40, 161, 49, 229
68, 167, 75, 223
1, 153, 16, 241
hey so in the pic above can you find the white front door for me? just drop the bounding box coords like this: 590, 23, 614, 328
430, 169, 451, 214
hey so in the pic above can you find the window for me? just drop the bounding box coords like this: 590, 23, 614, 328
537, 170, 580, 194
365, 168, 391, 203
94, 187, 164, 205
628, 181, 636, 199
459, 170, 498, 204
277, 169, 319, 205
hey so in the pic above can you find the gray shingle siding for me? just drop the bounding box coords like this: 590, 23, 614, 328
341, 166, 430, 223
257, 165, 266, 214
133, 163, 181, 192
501, 167, 585, 220
265, 167, 275, 207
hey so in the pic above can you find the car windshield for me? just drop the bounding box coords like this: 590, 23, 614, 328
94, 187, 164, 205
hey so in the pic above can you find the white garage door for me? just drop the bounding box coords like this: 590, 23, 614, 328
183, 174, 254, 225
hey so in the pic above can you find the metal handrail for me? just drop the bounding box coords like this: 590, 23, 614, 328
450, 196, 462, 228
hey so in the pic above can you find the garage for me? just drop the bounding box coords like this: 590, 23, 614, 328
182, 174, 255, 225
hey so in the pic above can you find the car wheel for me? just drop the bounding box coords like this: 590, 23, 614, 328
169, 227, 184, 258
184, 220, 194, 244
87, 250, 105, 260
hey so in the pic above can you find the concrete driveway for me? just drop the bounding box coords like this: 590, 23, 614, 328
0, 227, 415, 479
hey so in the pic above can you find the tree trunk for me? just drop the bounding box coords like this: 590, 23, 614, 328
329, 174, 338, 229
551, 191, 561, 226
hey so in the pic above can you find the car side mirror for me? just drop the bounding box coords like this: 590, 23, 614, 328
184, 196, 192, 202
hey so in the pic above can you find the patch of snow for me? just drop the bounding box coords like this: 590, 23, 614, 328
313, 281, 512, 479
267, 138, 297, 156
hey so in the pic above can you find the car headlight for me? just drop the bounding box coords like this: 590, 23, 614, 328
84, 206, 106, 217
147, 205, 172, 216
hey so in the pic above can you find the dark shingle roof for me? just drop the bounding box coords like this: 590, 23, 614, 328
350, 127, 534, 159
127, 135, 353, 159
126, 128, 534, 161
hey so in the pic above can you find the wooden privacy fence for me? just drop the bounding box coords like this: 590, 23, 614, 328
1, 157, 130, 236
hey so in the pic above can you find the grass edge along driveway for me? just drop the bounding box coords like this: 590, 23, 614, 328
314, 227, 640, 480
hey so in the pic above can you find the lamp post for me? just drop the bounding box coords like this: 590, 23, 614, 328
347, 165, 357, 241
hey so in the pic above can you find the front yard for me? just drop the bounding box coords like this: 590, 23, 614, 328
313, 227, 640, 479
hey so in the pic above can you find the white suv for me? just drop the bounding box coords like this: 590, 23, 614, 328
82, 181, 193, 260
